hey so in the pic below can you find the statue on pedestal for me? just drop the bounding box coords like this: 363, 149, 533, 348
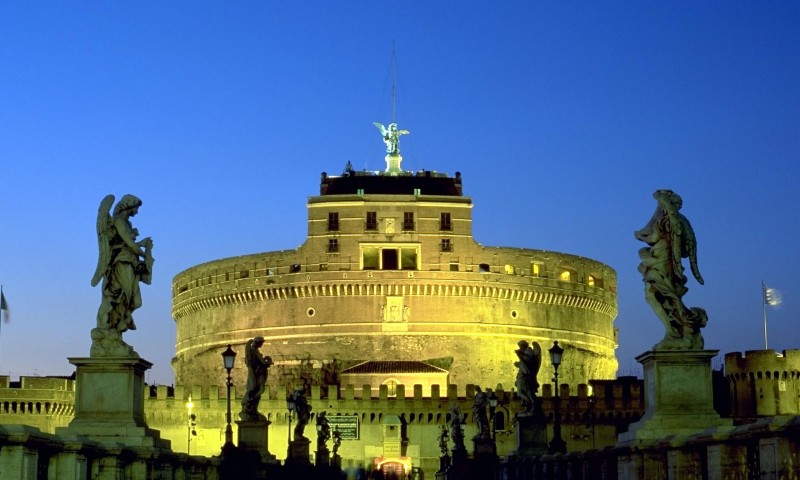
448, 403, 465, 451
91, 194, 154, 357
374, 122, 409, 156
472, 386, 490, 439
438, 424, 449, 457
240, 336, 273, 421
290, 388, 311, 440
635, 190, 707, 349
514, 340, 542, 414
316, 411, 331, 451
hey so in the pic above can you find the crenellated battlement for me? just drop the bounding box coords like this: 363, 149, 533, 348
724, 349, 800, 418
144, 378, 643, 417
0, 376, 76, 433
725, 349, 800, 380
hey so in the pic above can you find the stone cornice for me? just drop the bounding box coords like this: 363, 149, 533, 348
172, 278, 617, 320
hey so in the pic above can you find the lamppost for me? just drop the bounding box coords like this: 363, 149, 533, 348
221, 344, 237, 448
548, 341, 567, 454
186, 396, 196, 454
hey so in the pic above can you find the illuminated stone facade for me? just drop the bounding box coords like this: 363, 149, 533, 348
726, 349, 800, 418
172, 160, 619, 392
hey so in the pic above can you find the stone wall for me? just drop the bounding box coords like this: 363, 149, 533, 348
0, 376, 645, 479
725, 349, 800, 418
172, 248, 618, 392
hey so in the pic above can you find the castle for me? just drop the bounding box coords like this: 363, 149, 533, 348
171, 127, 619, 395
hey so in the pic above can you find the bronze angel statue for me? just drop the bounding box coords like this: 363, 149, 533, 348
373, 122, 409, 156
90, 194, 154, 356
635, 190, 707, 349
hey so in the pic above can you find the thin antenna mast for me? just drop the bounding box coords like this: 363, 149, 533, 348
391, 44, 398, 123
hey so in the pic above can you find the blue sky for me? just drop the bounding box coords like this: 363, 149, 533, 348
0, 3, 798, 385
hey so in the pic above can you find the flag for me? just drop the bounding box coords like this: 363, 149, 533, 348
764, 285, 782, 307
0, 290, 8, 323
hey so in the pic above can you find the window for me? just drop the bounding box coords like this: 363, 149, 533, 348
450, 262, 459, 272
383, 379, 399, 397
366, 211, 377, 231
361, 244, 420, 271
531, 263, 542, 277
328, 239, 339, 253
559, 270, 571, 282
441, 238, 452, 252
494, 411, 506, 431
587, 275, 595, 287
403, 212, 414, 231
328, 212, 339, 231
290, 264, 301, 273
479, 263, 490, 273
440, 212, 452, 231
504, 264, 515, 274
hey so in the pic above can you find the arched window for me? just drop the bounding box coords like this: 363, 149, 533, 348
559, 270, 571, 282
383, 379, 399, 397
494, 411, 506, 431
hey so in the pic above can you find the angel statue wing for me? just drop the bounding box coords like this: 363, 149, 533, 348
91, 194, 115, 287
530, 341, 542, 377
373, 122, 388, 137
679, 212, 704, 285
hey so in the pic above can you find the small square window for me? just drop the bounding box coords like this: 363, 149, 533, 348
450, 262, 459, 272
328, 239, 339, 253
441, 239, 452, 252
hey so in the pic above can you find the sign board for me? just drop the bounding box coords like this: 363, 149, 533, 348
328, 414, 359, 440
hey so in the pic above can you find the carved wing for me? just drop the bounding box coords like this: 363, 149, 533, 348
680, 214, 704, 285
530, 341, 542, 376
90, 195, 115, 287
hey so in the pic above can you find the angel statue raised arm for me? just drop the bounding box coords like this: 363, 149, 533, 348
635, 189, 707, 350
90, 194, 154, 357
373, 122, 409, 156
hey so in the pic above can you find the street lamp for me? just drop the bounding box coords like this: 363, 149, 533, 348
221, 344, 237, 447
186, 396, 196, 454
548, 341, 567, 454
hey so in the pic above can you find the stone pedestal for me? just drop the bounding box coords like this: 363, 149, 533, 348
618, 349, 732, 444
435, 454, 450, 479
287, 437, 311, 465
472, 436, 495, 459
514, 413, 548, 456
56, 356, 168, 449
385, 154, 403, 174
315, 446, 330, 467
236, 419, 277, 464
